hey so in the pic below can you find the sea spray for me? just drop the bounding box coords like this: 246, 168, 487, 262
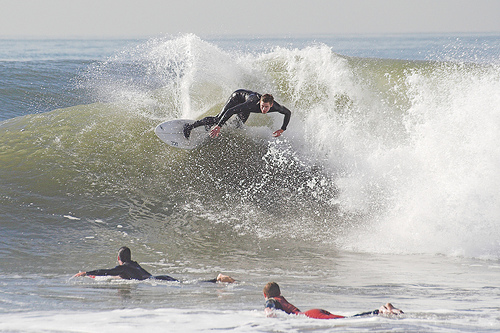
342, 61, 500, 257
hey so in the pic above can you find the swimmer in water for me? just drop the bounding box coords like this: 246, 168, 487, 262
73, 246, 235, 283
263, 282, 403, 319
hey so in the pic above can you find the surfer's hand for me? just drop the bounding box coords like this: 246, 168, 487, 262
73, 271, 86, 278
216, 273, 235, 283
272, 129, 284, 137
265, 308, 277, 318
378, 303, 404, 315
210, 125, 221, 138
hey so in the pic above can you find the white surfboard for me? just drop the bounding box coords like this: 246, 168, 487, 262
155, 119, 210, 149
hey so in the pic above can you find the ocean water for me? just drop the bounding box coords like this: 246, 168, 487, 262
1, 33, 500, 332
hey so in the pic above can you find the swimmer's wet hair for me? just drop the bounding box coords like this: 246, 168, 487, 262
263, 282, 281, 297
118, 246, 132, 263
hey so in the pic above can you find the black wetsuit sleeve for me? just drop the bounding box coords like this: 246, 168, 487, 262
153, 275, 179, 282
352, 309, 380, 317
86, 265, 124, 277
201, 278, 218, 283
277, 105, 291, 131
267, 100, 291, 131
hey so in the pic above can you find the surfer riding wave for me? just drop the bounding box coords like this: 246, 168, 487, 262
183, 89, 291, 139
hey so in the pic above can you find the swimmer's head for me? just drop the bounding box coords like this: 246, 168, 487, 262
263, 282, 281, 298
118, 246, 132, 263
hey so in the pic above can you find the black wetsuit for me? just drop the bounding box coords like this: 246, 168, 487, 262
85, 260, 178, 281
186, 89, 291, 136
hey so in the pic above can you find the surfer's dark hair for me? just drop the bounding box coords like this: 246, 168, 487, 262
118, 246, 132, 263
263, 282, 281, 297
261, 94, 274, 104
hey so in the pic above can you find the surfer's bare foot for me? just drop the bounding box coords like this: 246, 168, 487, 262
216, 273, 235, 283
183, 124, 193, 139
378, 303, 403, 315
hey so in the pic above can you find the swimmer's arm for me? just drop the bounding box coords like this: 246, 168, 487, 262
270, 103, 290, 136
278, 105, 291, 131
74, 266, 124, 278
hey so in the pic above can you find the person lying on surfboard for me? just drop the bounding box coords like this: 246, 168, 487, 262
183, 89, 291, 139
263, 282, 403, 319
72, 246, 235, 283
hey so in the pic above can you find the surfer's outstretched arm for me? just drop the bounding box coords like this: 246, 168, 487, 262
276, 104, 291, 133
